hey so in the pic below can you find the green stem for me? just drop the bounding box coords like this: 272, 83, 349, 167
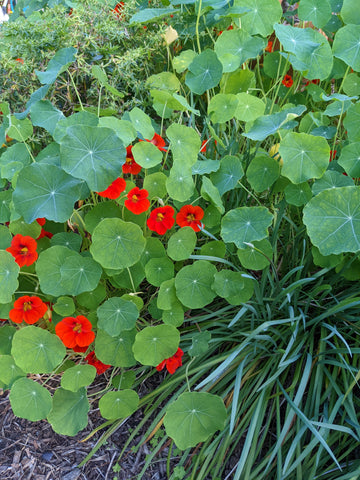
68, 69, 84, 111
195, 0, 203, 54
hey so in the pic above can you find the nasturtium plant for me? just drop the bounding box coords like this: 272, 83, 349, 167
9, 377, 52, 421
97, 297, 139, 336
175, 261, 217, 309
132, 324, 180, 366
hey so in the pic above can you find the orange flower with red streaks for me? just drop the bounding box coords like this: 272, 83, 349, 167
96, 177, 126, 199
122, 145, 142, 175
147, 206, 175, 235
9, 296, 48, 325
125, 187, 150, 214
6, 234, 38, 267
176, 205, 204, 232
55, 315, 95, 349
156, 348, 184, 374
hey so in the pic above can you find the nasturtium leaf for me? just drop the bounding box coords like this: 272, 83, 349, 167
109, 263, 145, 290
30, 100, 65, 136
36, 246, 78, 296
0, 355, 26, 387
343, 73, 360, 97
185, 50, 223, 95
130, 7, 178, 23
166, 164, 194, 202
279, 132, 329, 184
0, 143, 30, 168
312, 170, 354, 195
99, 390, 139, 420
167, 124, 201, 167
35, 47, 77, 84
47, 387, 89, 436
235, 0, 282, 36
95, 328, 136, 367
201, 177, 224, 214
284, 182, 313, 206
246, 155, 281, 192
164, 392, 227, 450
234, 93, 265, 123
51, 232, 82, 252
10, 378, 52, 421
145, 257, 174, 287
77, 284, 107, 310
111, 371, 136, 390
303, 186, 360, 255
90, 218, 145, 270
264, 51, 283, 79
341, 0, 360, 24
12, 163, 81, 223
201, 241, 226, 258
140, 237, 166, 266
53, 296, 75, 316
333, 25, 360, 72
12, 326, 66, 374
53, 111, 98, 143
60, 255, 102, 295
157, 278, 178, 310
9, 218, 41, 239
36, 142, 60, 166
132, 324, 179, 366
16, 84, 51, 120
221, 68, 256, 94
298, 0, 332, 28
84, 201, 122, 235
338, 143, 360, 177
175, 260, 217, 309
237, 238, 273, 270
0, 226, 12, 250
172, 94, 200, 116
61, 365, 96, 392
0, 325, 16, 354
312, 246, 343, 269
173, 50, 198, 73
129, 108, 154, 140
162, 305, 184, 327
208, 94, 239, 124
97, 297, 139, 336
212, 270, 254, 304
167, 227, 197, 261
0, 251, 19, 304
6, 116, 33, 142
99, 118, 136, 146
193, 159, 220, 175
0, 191, 12, 223
121, 294, 144, 312
203, 205, 222, 228
143, 172, 167, 199
60, 125, 126, 191
344, 103, 360, 142
1, 161, 24, 181
146, 72, 180, 92
132, 141, 163, 169
221, 207, 273, 248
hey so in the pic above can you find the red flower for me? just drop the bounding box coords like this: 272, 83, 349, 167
176, 205, 204, 232
125, 187, 150, 214
156, 348, 184, 374
55, 315, 95, 349
96, 177, 126, 199
112, 2, 124, 19
6, 234, 38, 267
85, 351, 111, 375
329, 150, 337, 162
147, 206, 175, 235
36, 218, 46, 226
9, 296, 48, 325
122, 146, 142, 175
37, 228, 53, 240
282, 75, 293, 88
142, 133, 167, 152
15, 58, 24, 64
265, 40, 273, 52
200, 138, 217, 154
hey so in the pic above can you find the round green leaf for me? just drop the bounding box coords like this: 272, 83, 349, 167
164, 392, 227, 450
36, 246, 78, 296
212, 270, 254, 305
7, 116, 33, 142
53, 111, 98, 143
175, 260, 217, 309
234, 93, 266, 123
343, 73, 360, 97
246, 155, 281, 192
201, 177, 224, 214
47, 387, 89, 436
108, 262, 145, 290
61, 364, 97, 392
344, 102, 360, 142
173, 50, 197, 73
166, 164, 194, 202
99, 118, 137, 146
221, 207, 273, 248
185, 50, 223, 95
0, 251, 19, 304
60, 125, 126, 191
143, 172, 167, 199
97, 297, 139, 336
95, 328, 136, 367
157, 278, 178, 310
77, 283, 107, 310
132, 324, 179, 366
10, 378, 52, 421
312, 170, 354, 196
99, 390, 139, 420
298, 0, 332, 28
0, 325, 16, 354
284, 182, 313, 206
0, 355, 26, 387
200, 240, 226, 258
303, 186, 360, 255
236, 0, 282, 37
162, 305, 184, 327
210, 156, 243, 196
167, 227, 197, 261
338, 143, 360, 177
90, 218, 145, 270
333, 25, 360, 72
279, 132, 330, 184
0, 191, 12, 223
129, 107, 154, 140
30, 100, 65, 136
167, 124, 201, 168
208, 94, 239, 123
341, 0, 360, 24
60, 255, 102, 295
145, 257, 174, 287
132, 141, 163, 169
84, 201, 122, 235
237, 238, 273, 270
53, 296, 75, 316
9, 219, 41, 239
51, 232, 82, 252
12, 326, 66, 374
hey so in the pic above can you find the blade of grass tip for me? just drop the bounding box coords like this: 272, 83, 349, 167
322, 323, 353, 357
229, 355, 248, 435
228, 306, 250, 328
137, 435, 169, 480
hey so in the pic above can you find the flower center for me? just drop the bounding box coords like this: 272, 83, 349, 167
125, 157, 133, 165
132, 194, 139, 202
157, 213, 164, 221
73, 322, 82, 333
20, 247, 29, 255
23, 301, 32, 312
186, 214, 195, 222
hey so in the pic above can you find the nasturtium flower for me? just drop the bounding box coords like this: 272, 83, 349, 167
122, 145, 142, 175
282, 75, 293, 88
147, 205, 175, 235
176, 205, 204, 232
6, 234, 38, 267
156, 348, 184, 374
85, 351, 111, 375
9, 295, 48, 325
265, 40, 273, 52
55, 315, 95, 349
125, 187, 150, 214
15, 58, 24, 64
143, 133, 167, 152
36, 218, 53, 239
96, 177, 126, 199
36, 218, 46, 226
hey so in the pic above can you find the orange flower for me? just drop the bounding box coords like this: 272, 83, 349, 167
265, 40, 273, 52
85, 351, 111, 375
122, 145, 142, 175
176, 205, 204, 232
55, 315, 95, 349
156, 348, 184, 374
6, 234, 38, 267
96, 177, 126, 199
9, 296, 48, 325
282, 75, 293, 88
147, 206, 175, 235
125, 187, 150, 214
